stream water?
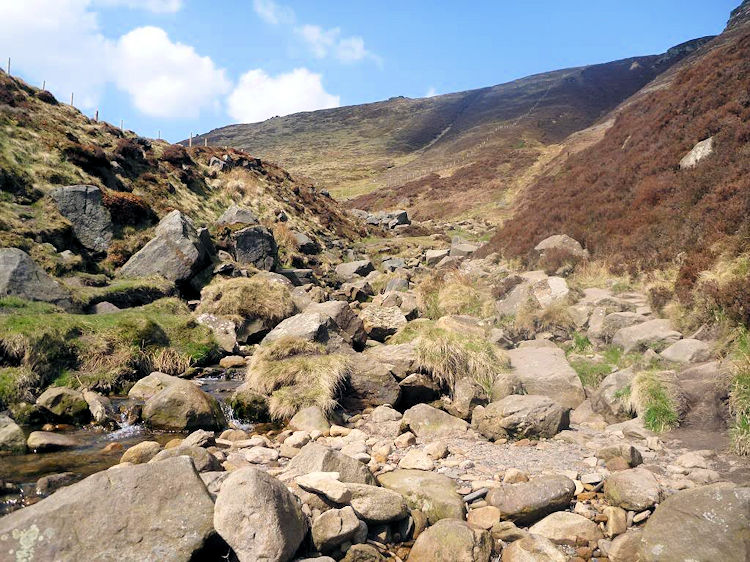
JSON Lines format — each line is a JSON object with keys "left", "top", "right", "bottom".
{"left": 0, "top": 376, "right": 245, "bottom": 515}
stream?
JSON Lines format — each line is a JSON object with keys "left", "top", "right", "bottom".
{"left": 0, "top": 375, "right": 246, "bottom": 515}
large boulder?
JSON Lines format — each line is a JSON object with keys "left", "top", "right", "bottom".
{"left": 507, "top": 345, "right": 585, "bottom": 409}
{"left": 232, "top": 225, "right": 278, "bottom": 271}
{"left": 477, "top": 395, "right": 569, "bottom": 441}
{"left": 659, "top": 338, "right": 711, "bottom": 363}
{"left": 590, "top": 368, "right": 636, "bottom": 423}
{"left": 534, "top": 234, "right": 588, "bottom": 260}
{"left": 142, "top": 380, "right": 226, "bottom": 431}
{"left": 216, "top": 204, "right": 258, "bottom": 225}
{"left": 641, "top": 483, "right": 749, "bottom": 562}
{"left": 0, "top": 248, "right": 72, "bottom": 308}
{"left": 195, "top": 313, "right": 237, "bottom": 353}
{"left": 344, "top": 483, "right": 409, "bottom": 523}
{"left": 612, "top": 319, "right": 682, "bottom": 352}
{"left": 679, "top": 137, "right": 713, "bottom": 170}
{"left": 120, "top": 210, "right": 212, "bottom": 283}
{"left": 128, "top": 371, "right": 182, "bottom": 400}
{"left": 312, "top": 506, "right": 362, "bottom": 553}
{"left": 26, "top": 431, "right": 80, "bottom": 451}
{"left": 283, "top": 443, "right": 376, "bottom": 485}
{"left": 214, "top": 467, "right": 307, "bottom": 562}
{"left": 50, "top": 184, "right": 112, "bottom": 253}
{"left": 364, "top": 342, "right": 417, "bottom": 379}
{"left": 604, "top": 467, "right": 661, "bottom": 511}
{"left": 307, "top": 300, "right": 367, "bottom": 349}
{"left": 0, "top": 457, "right": 215, "bottom": 560}
{"left": 377, "top": 469, "right": 465, "bottom": 523}
{"left": 336, "top": 260, "right": 374, "bottom": 281}
{"left": 289, "top": 406, "right": 330, "bottom": 433}
{"left": 359, "top": 305, "right": 407, "bottom": 342}
{"left": 531, "top": 276, "right": 570, "bottom": 307}
{"left": 149, "top": 445, "right": 221, "bottom": 472}
{"left": 528, "top": 511, "right": 603, "bottom": 546}
{"left": 262, "top": 311, "right": 331, "bottom": 344}
{"left": 486, "top": 474, "right": 576, "bottom": 524}
{"left": 408, "top": 519, "right": 491, "bottom": 562}
{"left": 0, "top": 414, "right": 26, "bottom": 454}
{"left": 342, "top": 357, "right": 401, "bottom": 410}
{"left": 402, "top": 403, "right": 469, "bottom": 438}
{"left": 36, "top": 387, "right": 91, "bottom": 424}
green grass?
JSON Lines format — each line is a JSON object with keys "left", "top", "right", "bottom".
{"left": 69, "top": 277, "right": 175, "bottom": 310}
{"left": 570, "top": 359, "right": 614, "bottom": 388}
{"left": 629, "top": 370, "right": 682, "bottom": 433}
{"left": 729, "top": 329, "right": 750, "bottom": 455}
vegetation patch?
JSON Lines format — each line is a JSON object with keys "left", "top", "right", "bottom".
{"left": 416, "top": 272, "right": 494, "bottom": 320}
{"left": 729, "top": 329, "right": 750, "bottom": 455}
{"left": 196, "top": 277, "right": 295, "bottom": 328}
{"left": 627, "top": 370, "right": 685, "bottom": 433}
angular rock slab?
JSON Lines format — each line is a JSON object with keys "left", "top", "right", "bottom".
{"left": 477, "top": 394, "right": 569, "bottom": 441}
{"left": 377, "top": 469, "right": 465, "bottom": 524}
{"left": 507, "top": 345, "right": 585, "bottom": 409}
{"left": 50, "top": 184, "right": 112, "bottom": 253}
{"left": 0, "top": 457, "right": 214, "bottom": 561}
{"left": 401, "top": 403, "right": 469, "bottom": 438}
{"left": 486, "top": 474, "right": 575, "bottom": 525}
{"left": 0, "top": 248, "right": 72, "bottom": 309}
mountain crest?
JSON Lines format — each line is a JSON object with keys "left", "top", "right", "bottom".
{"left": 727, "top": 0, "right": 750, "bottom": 30}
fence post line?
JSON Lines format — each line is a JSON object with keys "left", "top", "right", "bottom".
{"left": 189, "top": 133, "right": 193, "bottom": 148}
{"left": 94, "top": 110, "right": 98, "bottom": 122}
{"left": 42, "top": 80, "right": 45, "bottom": 90}
{"left": 70, "top": 92, "right": 74, "bottom": 106}
{"left": 120, "top": 119, "right": 123, "bottom": 131}
{"left": 6, "top": 57, "right": 9, "bottom": 74}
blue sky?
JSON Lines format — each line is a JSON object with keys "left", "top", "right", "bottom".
{"left": 0, "top": 0, "right": 738, "bottom": 142}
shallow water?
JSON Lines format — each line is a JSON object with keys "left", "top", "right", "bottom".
{"left": 1, "top": 375, "right": 244, "bottom": 515}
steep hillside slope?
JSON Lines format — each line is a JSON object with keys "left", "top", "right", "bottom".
{"left": 481, "top": 11, "right": 750, "bottom": 278}
{"left": 192, "top": 39, "right": 711, "bottom": 220}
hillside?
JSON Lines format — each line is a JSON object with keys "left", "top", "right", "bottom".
{"left": 192, "top": 38, "right": 711, "bottom": 221}
{"left": 481, "top": 6, "right": 750, "bottom": 283}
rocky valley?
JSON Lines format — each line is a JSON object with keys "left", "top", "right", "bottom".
{"left": 1, "top": 2, "right": 749, "bottom": 562}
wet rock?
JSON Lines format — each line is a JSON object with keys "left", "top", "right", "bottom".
{"left": 262, "top": 311, "right": 331, "bottom": 344}
{"left": 507, "top": 345, "right": 585, "bottom": 409}
{"left": 604, "top": 467, "right": 661, "bottom": 511}
{"left": 50, "top": 184, "right": 112, "bottom": 253}
{"left": 35, "top": 472, "right": 77, "bottom": 496}
{"left": 142, "top": 379, "right": 226, "bottom": 431}
{"left": 401, "top": 403, "right": 469, "bottom": 438}
{"left": 0, "top": 414, "right": 26, "bottom": 454}
{"left": 486, "top": 474, "right": 575, "bottom": 524}
{"left": 344, "top": 357, "right": 401, "bottom": 410}
{"left": 120, "top": 440, "right": 162, "bottom": 464}
{"left": 214, "top": 467, "right": 307, "bottom": 562}
{"left": 477, "top": 394, "right": 569, "bottom": 441}
{"left": 377, "top": 469, "right": 465, "bottom": 523}
{"left": 528, "top": 511, "right": 603, "bottom": 545}
{"left": 83, "top": 390, "right": 118, "bottom": 427}
{"left": 26, "top": 431, "right": 80, "bottom": 452}
{"left": 312, "top": 505, "right": 362, "bottom": 552}
{"left": 128, "top": 371, "right": 182, "bottom": 400}
{"left": 0, "top": 457, "right": 215, "bottom": 560}
{"left": 232, "top": 225, "right": 278, "bottom": 271}
{"left": 359, "top": 305, "right": 407, "bottom": 342}
{"left": 0, "top": 248, "right": 72, "bottom": 309}
{"left": 408, "top": 518, "right": 491, "bottom": 562}
{"left": 150, "top": 445, "right": 221, "bottom": 472}
{"left": 36, "top": 387, "right": 91, "bottom": 424}
{"left": 229, "top": 383, "right": 271, "bottom": 422}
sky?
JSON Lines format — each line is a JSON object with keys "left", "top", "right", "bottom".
{"left": 0, "top": 0, "right": 739, "bottom": 142}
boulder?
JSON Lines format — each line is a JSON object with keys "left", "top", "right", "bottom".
{"left": 82, "top": 390, "right": 118, "bottom": 426}
{"left": 120, "top": 210, "right": 212, "bottom": 283}
{"left": 486, "top": 474, "right": 576, "bottom": 524}
{"left": 528, "top": 511, "right": 603, "bottom": 545}
{"left": 232, "top": 225, "right": 278, "bottom": 271}
{"left": 425, "top": 249, "right": 450, "bottom": 266}
{"left": 283, "top": 443, "right": 376, "bottom": 485}
{"left": 408, "top": 519, "right": 491, "bottom": 562}
{"left": 594, "top": 312, "right": 647, "bottom": 341}
{"left": 507, "top": 345, "right": 585, "bottom": 409}
{"left": 336, "top": 260, "right": 374, "bottom": 281}
{"left": 612, "top": 319, "right": 682, "bottom": 352}
{"left": 0, "top": 414, "right": 26, "bottom": 454}
{"left": 477, "top": 395, "right": 569, "bottom": 441}
{"left": 679, "top": 137, "right": 713, "bottom": 169}
{"left": 659, "top": 338, "right": 711, "bottom": 363}
{"left": 534, "top": 234, "right": 588, "bottom": 259}
{"left": 359, "top": 305, "right": 407, "bottom": 342}
{"left": 641, "top": 483, "right": 749, "bottom": 562}
{"left": 142, "top": 380, "right": 226, "bottom": 431}
{"left": 128, "top": 371, "right": 182, "bottom": 400}
{"left": 532, "top": 276, "right": 570, "bottom": 307}
{"left": 0, "top": 248, "right": 72, "bottom": 308}
{"left": 214, "top": 467, "right": 307, "bottom": 562}
{"left": 609, "top": 529, "right": 643, "bottom": 562}
{"left": 120, "top": 440, "right": 162, "bottom": 464}
{"left": 377, "top": 469, "right": 465, "bottom": 523}
{"left": 26, "top": 431, "right": 80, "bottom": 451}
{"left": 289, "top": 405, "right": 330, "bottom": 433}
{"left": 604, "top": 467, "right": 661, "bottom": 511}
{"left": 262, "top": 311, "right": 331, "bottom": 344}
{"left": 364, "top": 343, "right": 417, "bottom": 379}
{"left": 344, "top": 483, "right": 409, "bottom": 523}
{"left": 343, "top": 357, "right": 401, "bottom": 410}
{"left": 401, "top": 403, "right": 469, "bottom": 438}
{"left": 0, "top": 457, "right": 215, "bottom": 560}
{"left": 501, "top": 535, "right": 566, "bottom": 562}
{"left": 50, "top": 185, "right": 112, "bottom": 253}
{"left": 398, "top": 373, "right": 440, "bottom": 408}
{"left": 307, "top": 300, "right": 367, "bottom": 349}
{"left": 295, "top": 472, "right": 352, "bottom": 503}
{"left": 495, "top": 282, "right": 533, "bottom": 317}
{"left": 195, "top": 313, "right": 237, "bottom": 353}
{"left": 341, "top": 544, "right": 382, "bottom": 562}
{"left": 149, "top": 444, "right": 221, "bottom": 472}
{"left": 35, "top": 472, "right": 77, "bottom": 496}
{"left": 450, "top": 242, "right": 480, "bottom": 258}
{"left": 590, "top": 368, "right": 636, "bottom": 423}
{"left": 312, "top": 506, "right": 362, "bottom": 552}
{"left": 35, "top": 387, "right": 91, "bottom": 424}
{"left": 229, "top": 383, "right": 271, "bottom": 422}
{"left": 216, "top": 204, "right": 258, "bottom": 225}
{"left": 293, "top": 231, "right": 320, "bottom": 255}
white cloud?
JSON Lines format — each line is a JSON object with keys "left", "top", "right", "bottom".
{"left": 227, "top": 68, "right": 340, "bottom": 123}
{"left": 113, "top": 27, "right": 231, "bottom": 118}
{"left": 252, "top": 0, "right": 293, "bottom": 25}
{"left": 94, "top": 0, "right": 183, "bottom": 13}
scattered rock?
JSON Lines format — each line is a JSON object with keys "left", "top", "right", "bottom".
{"left": 0, "top": 248, "right": 72, "bottom": 308}
{"left": 120, "top": 440, "right": 162, "bottom": 464}
{"left": 659, "top": 338, "right": 711, "bottom": 363}
{"left": 336, "top": 260, "right": 375, "bottom": 281}
{"left": 27, "top": 431, "right": 79, "bottom": 451}
{"left": 312, "top": 505, "right": 362, "bottom": 552}
{"left": 528, "top": 511, "right": 603, "bottom": 545}
{"left": 289, "top": 406, "right": 331, "bottom": 433}
{"left": 232, "top": 225, "right": 278, "bottom": 271}
{"left": 612, "top": 319, "right": 681, "bottom": 353}
{"left": 401, "top": 403, "right": 469, "bottom": 438}
{"left": 283, "top": 443, "right": 376, "bottom": 485}
{"left": 359, "top": 305, "right": 407, "bottom": 342}
{"left": 507, "top": 345, "right": 585, "bottom": 409}
{"left": 345, "top": 483, "right": 409, "bottom": 523}
{"left": 216, "top": 204, "right": 258, "bottom": 225}
{"left": 501, "top": 535, "right": 566, "bottom": 562}
{"left": 377, "top": 469, "right": 465, "bottom": 524}
{"left": 408, "top": 518, "right": 491, "bottom": 562}
{"left": 0, "top": 414, "right": 27, "bottom": 454}
{"left": 604, "top": 468, "right": 661, "bottom": 511}
{"left": 150, "top": 445, "right": 221, "bottom": 472}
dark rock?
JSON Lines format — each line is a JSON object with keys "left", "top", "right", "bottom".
{"left": 0, "top": 248, "right": 72, "bottom": 309}
{"left": 50, "top": 185, "right": 112, "bottom": 253}
{"left": 232, "top": 225, "right": 278, "bottom": 271}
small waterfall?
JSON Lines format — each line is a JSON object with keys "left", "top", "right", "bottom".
{"left": 106, "top": 412, "right": 145, "bottom": 441}
{"left": 219, "top": 399, "right": 254, "bottom": 432}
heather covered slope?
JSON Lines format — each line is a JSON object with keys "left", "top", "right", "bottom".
{"left": 192, "top": 39, "right": 710, "bottom": 221}
{"left": 481, "top": 15, "right": 750, "bottom": 276}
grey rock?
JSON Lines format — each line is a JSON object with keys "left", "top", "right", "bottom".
{"left": 233, "top": 225, "right": 278, "bottom": 271}
{"left": 128, "top": 371, "right": 182, "bottom": 400}
{"left": 289, "top": 406, "right": 330, "bottom": 433}
{"left": 142, "top": 379, "right": 226, "bottom": 431}
{"left": 336, "top": 259, "right": 375, "bottom": 280}
{"left": 36, "top": 387, "right": 91, "bottom": 424}
{"left": 0, "top": 414, "right": 26, "bottom": 454}
{"left": 679, "top": 137, "right": 713, "bottom": 170}
{"left": 659, "top": 338, "right": 711, "bottom": 363}
{"left": 82, "top": 390, "right": 118, "bottom": 426}
{"left": 150, "top": 445, "right": 221, "bottom": 472}
{"left": 216, "top": 204, "right": 258, "bottom": 225}
{"left": 344, "top": 483, "right": 409, "bottom": 523}
{"left": 283, "top": 443, "right": 376, "bottom": 485}
{"left": 307, "top": 300, "right": 366, "bottom": 349}
{"left": 35, "top": 472, "right": 77, "bottom": 496}
{"left": 408, "top": 518, "right": 491, "bottom": 562}
{"left": 312, "top": 506, "right": 361, "bottom": 552}
{"left": 0, "top": 248, "right": 72, "bottom": 309}
{"left": 612, "top": 319, "right": 682, "bottom": 353}
{"left": 604, "top": 468, "right": 661, "bottom": 511}
{"left": 485, "top": 474, "right": 576, "bottom": 524}
{"left": 425, "top": 249, "right": 450, "bottom": 266}
{"left": 50, "top": 185, "right": 112, "bottom": 253}
{"left": 477, "top": 394, "right": 569, "bottom": 441}
{"left": 293, "top": 231, "right": 320, "bottom": 254}
{"left": 262, "top": 311, "right": 331, "bottom": 344}
{"left": 195, "top": 313, "right": 237, "bottom": 353}
{"left": 377, "top": 470, "right": 465, "bottom": 524}
{"left": 120, "top": 440, "right": 162, "bottom": 464}
{"left": 507, "top": 345, "right": 585, "bottom": 409}
{"left": 534, "top": 234, "right": 588, "bottom": 259}
{"left": 501, "top": 535, "right": 566, "bottom": 561}
{"left": 343, "top": 356, "right": 401, "bottom": 410}
{"left": 359, "top": 305, "right": 407, "bottom": 342}
{"left": 402, "top": 403, "right": 469, "bottom": 438}
{"left": 590, "top": 368, "right": 636, "bottom": 423}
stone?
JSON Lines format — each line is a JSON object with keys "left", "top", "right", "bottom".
{"left": 219, "top": 355, "right": 245, "bottom": 369}
{"left": 82, "top": 390, "right": 117, "bottom": 426}
{"left": 93, "top": 301, "right": 120, "bottom": 314}
{"left": 467, "top": 506, "right": 502, "bottom": 530}
{"left": 425, "top": 249, "right": 450, "bottom": 266}
{"left": 534, "top": 234, "right": 588, "bottom": 260}
{"left": 336, "top": 260, "right": 375, "bottom": 280}
{"left": 477, "top": 395, "right": 569, "bottom": 441}
{"left": 120, "top": 440, "right": 162, "bottom": 464}
{"left": 377, "top": 470, "right": 465, "bottom": 523}
{"left": 289, "top": 405, "right": 330, "bottom": 433}
{"left": 604, "top": 468, "right": 661, "bottom": 511}
{"left": 394, "top": 431, "right": 416, "bottom": 448}
{"left": 35, "top": 472, "right": 77, "bottom": 496}
{"left": 679, "top": 137, "right": 713, "bottom": 169}
{"left": 142, "top": 379, "right": 226, "bottom": 431}
{"left": 501, "top": 535, "right": 566, "bottom": 562}
{"left": 398, "top": 449, "right": 434, "bottom": 470}
{"left": 214, "top": 467, "right": 307, "bottom": 562}
{"left": 341, "top": 544, "right": 383, "bottom": 562}
{"left": 424, "top": 440, "right": 449, "bottom": 460}
{"left": 244, "top": 446, "right": 280, "bottom": 464}
{"left": 401, "top": 403, "right": 469, "bottom": 438}
{"left": 659, "top": 338, "right": 711, "bottom": 363}
{"left": 307, "top": 300, "right": 367, "bottom": 349}
{"left": 370, "top": 404, "right": 402, "bottom": 422}
{"left": 597, "top": 444, "right": 643, "bottom": 467}
{"left": 604, "top": 506, "right": 627, "bottom": 538}
{"left": 229, "top": 383, "right": 270, "bottom": 422}
{"left": 507, "top": 345, "right": 585, "bottom": 409}
{"left": 262, "top": 311, "right": 331, "bottom": 344}
{"left": 528, "top": 511, "right": 603, "bottom": 545}
{"left": 283, "top": 443, "right": 376, "bottom": 485}
{"left": 343, "top": 356, "right": 401, "bottom": 410}
{"left": 216, "top": 204, "right": 258, "bottom": 225}
{"left": 149, "top": 445, "right": 221, "bottom": 472}
{"left": 450, "top": 242, "right": 480, "bottom": 258}
{"left": 0, "top": 248, "right": 72, "bottom": 308}
{"left": 312, "top": 506, "right": 362, "bottom": 552}
{"left": 293, "top": 231, "right": 319, "bottom": 255}
{"left": 590, "top": 368, "right": 636, "bottom": 423}
{"left": 36, "top": 387, "right": 91, "bottom": 424}
{"left": 0, "top": 414, "right": 26, "bottom": 454}
{"left": 608, "top": 529, "right": 643, "bottom": 562}
{"left": 612, "top": 319, "right": 682, "bottom": 353}
{"left": 398, "top": 373, "right": 440, "bottom": 408}
{"left": 641, "top": 483, "right": 749, "bottom": 562}
{"left": 128, "top": 371, "right": 182, "bottom": 400}
{"left": 594, "top": 312, "right": 647, "bottom": 341}
{"left": 295, "top": 472, "right": 352, "bottom": 503}
{"left": 26, "top": 431, "right": 79, "bottom": 451}
{"left": 503, "top": 468, "right": 530, "bottom": 484}
{"left": 532, "top": 276, "right": 570, "bottom": 308}
{"left": 0, "top": 457, "right": 214, "bottom": 560}
{"left": 50, "top": 184, "right": 112, "bottom": 253}
{"left": 120, "top": 210, "right": 212, "bottom": 283}
{"left": 408, "top": 519, "right": 491, "bottom": 562}
{"left": 364, "top": 343, "right": 417, "bottom": 379}
{"left": 486, "top": 474, "right": 576, "bottom": 524}
{"left": 344, "top": 483, "right": 409, "bottom": 523}
{"left": 359, "top": 305, "right": 407, "bottom": 342}
{"left": 195, "top": 313, "right": 238, "bottom": 353}
{"left": 232, "top": 225, "right": 278, "bottom": 271}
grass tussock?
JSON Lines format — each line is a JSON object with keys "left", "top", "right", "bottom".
{"left": 513, "top": 299, "right": 575, "bottom": 337}
{"left": 627, "top": 369, "right": 685, "bottom": 433}
{"left": 245, "top": 337, "right": 351, "bottom": 420}
{"left": 196, "top": 277, "right": 295, "bottom": 327}
{"left": 417, "top": 272, "right": 494, "bottom": 320}
{"left": 729, "top": 329, "right": 750, "bottom": 455}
